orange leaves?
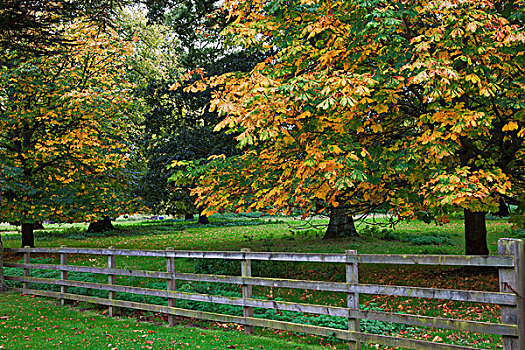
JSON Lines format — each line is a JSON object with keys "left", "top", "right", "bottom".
{"left": 421, "top": 168, "right": 512, "bottom": 212}
{"left": 502, "top": 121, "right": 518, "bottom": 132}
{"left": 0, "top": 20, "right": 140, "bottom": 224}
{"left": 182, "top": 0, "right": 525, "bottom": 223}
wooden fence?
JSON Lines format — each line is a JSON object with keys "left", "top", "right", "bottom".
{"left": 3, "top": 238, "right": 524, "bottom": 350}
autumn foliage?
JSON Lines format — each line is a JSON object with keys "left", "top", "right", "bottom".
{"left": 174, "top": 0, "right": 525, "bottom": 252}
{"left": 0, "top": 21, "right": 141, "bottom": 239}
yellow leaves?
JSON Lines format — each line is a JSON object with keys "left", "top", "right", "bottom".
{"left": 450, "top": 27, "right": 465, "bottom": 39}
{"left": 169, "top": 81, "right": 181, "bottom": 91}
{"left": 464, "top": 74, "right": 480, "bottom": 84}
{"left": 465, "top": 22, "right": 478, "bottom": 33}
{"left": 371, "top": 124, "right": 383, "bottom": 133}
{"left": 328, "top": 144, "right": 342, "bottom": 154}
{"left": 503, "top": 121, "right": 518, "bottom": 131}
{"left": 375, "top": 104, "right": 388, "bottom": 114}
{"left": 315, "top": 182, "right": 332, "bottom": 200}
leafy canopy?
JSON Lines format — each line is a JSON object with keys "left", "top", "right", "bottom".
{"left": 0, "top": 20, "right": 141, "bottom": 224}
{"left": 182, "top": 0, "right": 525, "bottom": 225}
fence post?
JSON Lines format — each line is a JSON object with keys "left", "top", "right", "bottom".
{"left": 60, "top": 245, "right": 68, "bottom": 306}
{"left": 346, "top": 250, "right": 360, "bottom": 349}
{"left": 107, "top": 246, "right": 116, "bottom": 317}
{"left": 166, "top": 247, "right": 176, "bottom": 327}
{"left": 498, "top": 238, "right": 525, "bottom": 350}
{"left": 23, "top": 246, "right": 30, "bottom": 291}
{"left": 241, "top": 248, "right": 254, "bottom": 335}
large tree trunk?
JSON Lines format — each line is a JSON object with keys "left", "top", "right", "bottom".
{"left": 198, "top": 213, "right": 209, "bottom": 225}
{"left": 21, "top": 223, "right": 35, "bottom": 248}
{"left": 464, "top": 209, "right": 489, "bottom": 255}
{"left": 323, "top": 208, "right": 358, "bottom": 239}
{"left": 0, "top": 234, "right": 8, "bottom": 292}
{"left": 185, "top": 213, "right": 194, "bottom": 221}
{"left": 87, "top": 216, "right": 115, "bottom": 233}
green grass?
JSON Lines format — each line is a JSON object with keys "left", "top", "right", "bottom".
{"left": 1, "top": 215, "right": 517, "bottom": 349}
{"left": 0, "top": 292, "right": 321, "bottom": 350}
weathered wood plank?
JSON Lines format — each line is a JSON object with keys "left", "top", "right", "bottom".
{"left": 358, "top": 254, "right": 514, "bottom": 267}
{"left": 8, "top": 276, "right": 518, "bottom": 337}
{"left": 346, "top": 250, "right": 359, "bottom": 350}
{"left": 241, "top": 248, "right": 254, "bottom": 335}
{"left": 4, "top": 262, "right": 516, "bottom": 305}
{"left": 4, "top": 262, "right": 170, "bottom": 279}
{"left": 60, "top": 246, "right": 67, "bottom": 306}
{"left": 5, "top": 248, "right": 514, "bottom": 267}
{"left": 166, "top": 247, "right": 176, "bottom": 327}
{"left": 23, "top": 248, "right": 30, "bottom": 290}
{"left": 107, "top": 247, "right": 116, "bottom": 317}
{"left": 498, "top": 238, "right": 525, "bottom": 350}
{"left": 12, "top": 288, "right": 482, "bottom": 350}
{"left": 354, "top": 283, "right": 516, "bottom": 306}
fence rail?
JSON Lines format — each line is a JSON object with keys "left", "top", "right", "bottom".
{"left": 5, "top": 247, "right": 516, "bottom": 266}
{"left": 4, "top": 238, "right": 524, "bottom": 350}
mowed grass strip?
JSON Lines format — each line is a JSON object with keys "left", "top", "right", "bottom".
{"left": 0, "top": 292, "right": 321, "bottom": 350}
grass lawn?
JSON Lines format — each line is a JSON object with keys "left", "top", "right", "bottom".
{"left": 0, "top": 292, "right": 321, "bottom": 350}
{"left": 1, "top": 215, "right": 520, "bottom": 349}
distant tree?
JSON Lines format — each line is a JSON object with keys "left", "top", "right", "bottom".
{"left": 138, "top": 0, "right": 266, "bottom": 222}
{"left": 0, "top": 0, "right": 131, "bottom": 54}
{"left": 0, "top": 21, "right": 139, "bottom": 247}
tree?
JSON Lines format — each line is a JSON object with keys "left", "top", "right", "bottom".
{"left": 184, "top": 0, "right": 525, "bottom": 254}
{"left": 0, "top": 20, "right": 138, "bottom": 247}
{"left": 138, "top": 0, "right": 266, "bottom": 222}
{"left": 0, "top": 175, "right": 7, "bottom": 292}
{"left": 0, "top": 0, "right": 131, "bottom": 54}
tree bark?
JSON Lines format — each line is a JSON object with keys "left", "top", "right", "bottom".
{"left": 464, "top": 209, "right": 489, "bottom": 255}
{"left": 494, "top": 198, "right": 510, "bottom": 217}
{"left": 0, "top": 234, "right": 8, "bottom": 292}
{"left": 87, "top": 216, "right": 115, "bottom": 233}
{"left": 185, "top": 213, "right": 194, "bottom": 221}
{"left": 21, "top": 223, "right": 35, "bottom": 248}
{"left": 323, "top": 207, "right": 358, "bottom": 239}
{"left": 198, "top": 213, "right": 209, "bottom": 225}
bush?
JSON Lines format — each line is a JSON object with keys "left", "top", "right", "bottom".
{"left": 410, "top": 233, "right": 453, "bottom": 246}
{"left": 360, "top": 226, "right": 400, "bottom": 241}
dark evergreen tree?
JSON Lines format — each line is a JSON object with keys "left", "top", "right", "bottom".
{"left": 138, "top": 0, "right": 267, "bottom": 220}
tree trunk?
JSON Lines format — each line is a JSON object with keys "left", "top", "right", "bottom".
{"left": 464, "top": 209, "right": 489, "bottom": 255}
{"left": 33, "top": 222, "right": 45, "bottom": 230}
{"left": 494, "top": 198, "right": 510, "bottom": 217}
{"left": 0, "top": 234, "right": 8, "bottom": 292}
{"left": 198, "top": 213, "right": 209, "bottom": 225}
{"left": 87, "top": 216, "right": 115, "bottom": 233}
{"left": 21, "top": 223, "right": 35, "bottom": 248}
{"left": 185, "top": 213, "right": 194, "bottom": 221}
{"left": 323, "top": 208, "right": 358, "bottom": 239}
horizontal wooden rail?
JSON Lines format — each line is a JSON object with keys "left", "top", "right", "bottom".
{"left": 5, "top": 247, "right": 515, "bottom": 267}
{"left": 13, "top": 288, "right": 482, "bottom": 350}
{"left": 5, "top": 262, "right": 516, "bottom": 305}
{"left": 7, "top": 275, "right": 518, "bottom": 337}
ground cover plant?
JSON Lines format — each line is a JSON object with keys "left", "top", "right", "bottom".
{"left": 1, "top": 216, "right": 516, "bottom": 349}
